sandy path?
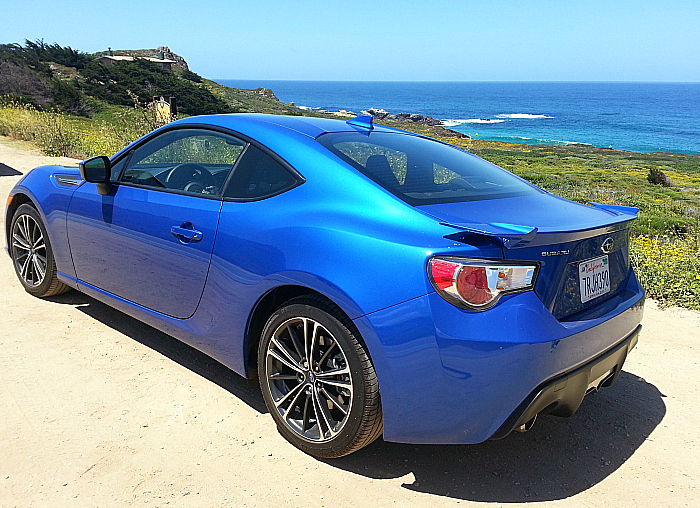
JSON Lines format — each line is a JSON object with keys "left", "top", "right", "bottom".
{"left": 1, "top": 137, "right": 698, "bottom": 508}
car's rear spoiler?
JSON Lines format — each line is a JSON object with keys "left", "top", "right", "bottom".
{"left": 442, "top": 202, "right": 639, "bottom": 250}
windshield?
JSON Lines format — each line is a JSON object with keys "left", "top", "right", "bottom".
{"left": 317, "top": 131, "right": 541, "bottom": 205}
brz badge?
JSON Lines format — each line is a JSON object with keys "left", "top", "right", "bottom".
{"left": 541, "top": 250, "right": 570, "bottom": 257}
{"left": 601, "top": 237, "right": 614, "bottom": 254}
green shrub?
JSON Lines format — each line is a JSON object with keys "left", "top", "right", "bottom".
{"left": 631, "top": 230, "right": 700, "bottom": 309}
{"left": 648, "top": 167, "right": 672, "bottom": 186}
{"left": 80, "top": 59, "right": 231, "bottom": 115}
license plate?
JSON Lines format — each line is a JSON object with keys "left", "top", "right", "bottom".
{"left": 579, "top": 255, "right": 610, "bottom": 303}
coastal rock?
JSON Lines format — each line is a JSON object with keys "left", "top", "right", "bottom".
{"left": 359, "top": 107, "right": 468, "bottom": 138}
{"left": 315, "top": 109, "right": 356, "bottom": 118}
{"left": 252, "top": 87, "right": 280, "bottom": 101}
{"left": 156, "top": 47, "right": 189, "bottom": 71}
{"left": 93, "top": 47, "right": 189, "bottom": 71}
{"left": 362, "top": 108, "right": 443, "bottom": 126}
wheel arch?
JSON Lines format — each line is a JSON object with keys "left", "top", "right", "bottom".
{"left": 5, "top": 191, "right": 37, "bottom": 252}
{"left": 245, "top": 285, "right": 375, "bottom": 380}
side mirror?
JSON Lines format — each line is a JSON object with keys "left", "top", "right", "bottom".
{"left": 80, "top": 156, "right": 112, "bottom": 195}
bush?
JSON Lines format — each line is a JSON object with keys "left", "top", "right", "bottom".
{"left": 0, "top": 101, "right": 156, "bottom": 158}
{"left": 50, "top": 78, "right": 91, "bottom": 116}
{"left": 0, "top": 60, "right": 53, "bottom": 107}
{"left": 80, "top": 59, "right": 231, "bottom": 115}
{"left": 0, "top": 102, "right": 81, "bottom": 156}
{"left": 180, "top": 69, "right": 203, "bottom": 83}
{"left": 631, "top": 230, "right": 700, "bottom": 309}
{"left": 648, "top": 167, "right": 672, "bottom": 186}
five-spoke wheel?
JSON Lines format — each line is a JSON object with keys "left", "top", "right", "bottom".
{"left": 258, "top": 296, "right": 382, "bottom": 458}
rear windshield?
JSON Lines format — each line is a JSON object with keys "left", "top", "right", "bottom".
{"left": 317, "top": 131, "right": 541, "bottom": 205}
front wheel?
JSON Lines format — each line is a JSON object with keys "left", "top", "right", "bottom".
{"left": 258, "top": 296, "right": 383, "bottom": 458}
{"left": 10, "top": 203, "right": 70, "bottom": 297}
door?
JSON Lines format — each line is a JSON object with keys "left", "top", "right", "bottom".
{"left": 66, "top": 127, "right": 246, "bottom": 318}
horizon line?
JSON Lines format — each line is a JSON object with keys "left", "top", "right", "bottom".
{"left": 212, "top": 79, "right": 700, "bottom": 84}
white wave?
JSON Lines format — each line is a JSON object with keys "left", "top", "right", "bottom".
{"left": 526, "top": 137, "right": 591, "bottom": 146}
{"left": 488, "top": 135, "right": 592, "bottom": 146}
{"left": 495, "top": 113, "right": 553, "bottom": 119}
{"left": 297, "top": 105, "right": 321, "bottom": 110}
{"left": 441, "top": 118, "right": 506, "bottom": 127}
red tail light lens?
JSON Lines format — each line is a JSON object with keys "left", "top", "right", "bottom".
{"left": 456, "top": 265, "right": 493, "bottom": 305}
{"left": 428, "top": 257, "right": 538, "bottom": 310}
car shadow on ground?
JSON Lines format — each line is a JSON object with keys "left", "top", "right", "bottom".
{"left": 0, "top": 163, "right": 23, "bottom": 176}
{"left": 48, "top": 291, "right": 268, "bottom": 414}
{"left": 327, "top": 371, "right": 665, "bottom": 503}
{"left": 48, "top": 290, "right": 665, "bottom": 504}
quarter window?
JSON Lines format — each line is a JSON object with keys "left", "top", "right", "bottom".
{"left": 120, "top": 129, "right": 246, "bottom": 196}
{"left": 223, "top": 145, "right": 298, "bottom": 200}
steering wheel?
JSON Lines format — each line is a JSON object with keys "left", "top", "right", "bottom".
{"left": 165, "top": 163, "right": 218, "bottom": 194}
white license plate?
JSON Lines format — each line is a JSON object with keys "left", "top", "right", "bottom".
{"left": 579, "top": 255, "right": 610, "bottom": 303}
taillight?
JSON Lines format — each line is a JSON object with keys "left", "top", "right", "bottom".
{"left": 428, "top": 257, "right": 538, "bottom": 310}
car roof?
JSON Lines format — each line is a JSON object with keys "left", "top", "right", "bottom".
{"left": 173, "top": 113, "right": 408, "bottom": 140}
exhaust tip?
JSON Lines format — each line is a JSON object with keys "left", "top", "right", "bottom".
{"left": 515, "top": 415, "right": 537, "bottom": 433}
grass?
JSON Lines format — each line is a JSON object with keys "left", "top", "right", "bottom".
{"left": 0, "top": 101, "right": 155, "bottom": 158}
{"left": 1, "top": 99, "right": 698, "bottom": 309}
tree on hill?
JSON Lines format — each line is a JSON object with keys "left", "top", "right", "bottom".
{"left": 1, "top": 40, "right": 231, "bottom": 116}
{"left": 80, "top": 58, "right": 231, "bottom": 115}
{"left": 0, "top": 40, "right": 91, "bottom": 114}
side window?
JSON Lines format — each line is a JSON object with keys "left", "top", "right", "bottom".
{"left": 120, "top": 129, "right": 246, "bottom": 196}
{"left": 223, "top": 145, "right": 298, "bottom": 199}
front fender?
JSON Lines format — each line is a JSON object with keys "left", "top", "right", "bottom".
{"left": 6, "top": 166, "right": 80, "bottom": 281}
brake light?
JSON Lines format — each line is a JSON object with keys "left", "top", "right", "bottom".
{"left": 428, "top": 257, "right": 538, "bottom": 310}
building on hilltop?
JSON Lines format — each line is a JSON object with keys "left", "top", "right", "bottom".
{"left": 94, "top": 47, "right": 188, "bottom": 71}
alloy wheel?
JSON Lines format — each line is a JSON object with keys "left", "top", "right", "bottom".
{"left": 11, "top": 213, "right": 47, "bottom": 287}
{"left": 265, "top": 317, "right": 353, "bottom": 442}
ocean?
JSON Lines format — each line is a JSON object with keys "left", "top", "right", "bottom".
{"left": 215, "top": 81, "right": 700, "bottom": 155}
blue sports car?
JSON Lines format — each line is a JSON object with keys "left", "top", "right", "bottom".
{"left": 5, "top": 113, "right": 644, "bottom": 457}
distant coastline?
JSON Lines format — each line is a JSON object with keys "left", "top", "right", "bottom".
{"left": 215, "top": 80, "right": 700, "bottom": 154}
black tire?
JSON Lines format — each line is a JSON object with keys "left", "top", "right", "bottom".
{"left": 258, "top": 295, "right": 383, "bottom": 458}
{"left": 10, "top": 203, "right": 71, "bottom": 297}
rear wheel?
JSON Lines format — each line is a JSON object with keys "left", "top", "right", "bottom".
{"left": 258, "top": 296, "right": 383, "bottom": 458}
{"left": 10, "top": 203, "right": 70, "bottom": 297}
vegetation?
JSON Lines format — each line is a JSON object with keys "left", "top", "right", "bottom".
{"left": 80, "top": 59, "right": 231, "bottom": 115}
{"left": 0, "top": 39, "right": 698, "bottom": 309}
{"left": 0, "top": 100, "right": 156, "bottom": 157}
{"left": 0, "top": 40, "right": 232, "bottom": 116}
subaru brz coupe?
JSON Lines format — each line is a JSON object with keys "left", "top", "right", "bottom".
{"left": 5, "top": 113, "right": 644, "bottom": 457}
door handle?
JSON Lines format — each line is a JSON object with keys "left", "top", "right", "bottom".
{"left": 171, "top": 222, "right": 203, "bottom": 243}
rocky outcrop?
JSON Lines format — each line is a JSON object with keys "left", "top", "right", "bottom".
{"left": 93, "top": 47, "right": 189, "bottom": 71}
{"left": 361, "top": 108, "right": 443, "bottom": 126}
{"left": 156, "top": 47, "right": 188, "bottom": 71}
{"left": 251, "top": 87, "right": 280, "bottom": 101}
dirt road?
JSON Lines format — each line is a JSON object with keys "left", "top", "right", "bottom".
{"left": 1, "top": 137, "right": 698, "bottom": 508}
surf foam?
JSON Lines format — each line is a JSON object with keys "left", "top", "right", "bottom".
{"left": 495, "top": 113, "right": 553, "bottom": 119}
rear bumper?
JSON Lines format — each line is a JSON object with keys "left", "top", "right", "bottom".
{"left": 490, "top": 323, "right": 641, "bottom": 439}
{"left": 353, "top": 267, "right": 645, "bottom": 444}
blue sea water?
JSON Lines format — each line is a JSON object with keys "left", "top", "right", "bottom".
{"left": 215, "top": 80, "right": 700, "bottom": 154}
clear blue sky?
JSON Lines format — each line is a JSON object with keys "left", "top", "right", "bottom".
{"left": 3, "top": 0, "right": 699, "bottom": 81}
